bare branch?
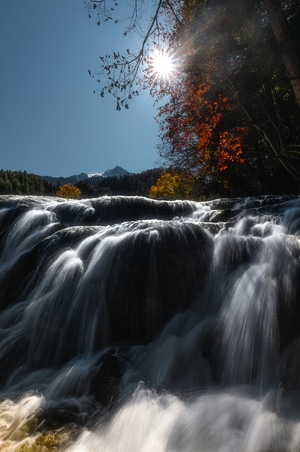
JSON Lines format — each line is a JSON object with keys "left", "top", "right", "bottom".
{"left": 84, "top": 0, "right": 182, "bottom": 108}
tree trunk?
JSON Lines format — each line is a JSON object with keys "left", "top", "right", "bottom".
{"left": 263, "top": 0, "right": 300, "bottom": 110}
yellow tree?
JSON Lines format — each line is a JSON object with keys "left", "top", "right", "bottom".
{"left": 149, "top": 171, "right": 194, "bottom": 200}
{"left": 56, "top": 184, "right": 82, "bottom": 199}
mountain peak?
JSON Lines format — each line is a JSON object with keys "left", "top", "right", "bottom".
{"left": 102, "top": 166, "right": 131, "bottom": 178}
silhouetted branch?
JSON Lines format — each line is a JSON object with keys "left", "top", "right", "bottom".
{"left": 83, "top": 0, "right": 181, "bottom": 108}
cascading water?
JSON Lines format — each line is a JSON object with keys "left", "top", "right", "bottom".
{"left": 0, "top": 194, "right": 300, "bottom": 451}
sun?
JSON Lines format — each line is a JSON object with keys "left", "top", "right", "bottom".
{"left": 151, "top": 51, "right": 176, "bottom": 79}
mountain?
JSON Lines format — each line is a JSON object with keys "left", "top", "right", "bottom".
{"left": 102, "top": 166, "right": 131, "bottom": 178}
{"left": 43, "top": 166, "right": 131, "bottom": 185}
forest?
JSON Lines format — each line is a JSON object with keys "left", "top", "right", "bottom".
{"left": 0, "top": 158, "right": 298, "bottom": 200}
{"left": 0, "top": 170, "right": 56, "bottom": 196}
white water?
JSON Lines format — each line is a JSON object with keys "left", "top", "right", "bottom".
{"left": 0, "top": 195, "right": 300, "bottom": 451}
{"left": 68, "top": 387, "right": 300, "bottom": 452}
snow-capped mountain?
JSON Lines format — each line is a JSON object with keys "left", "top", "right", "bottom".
{"left": 43, "top": 166, "right": 131, "bottom": 185}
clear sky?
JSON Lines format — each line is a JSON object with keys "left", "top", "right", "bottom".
{"left": 0, "top": 1, "right": 161, "bottom": 177}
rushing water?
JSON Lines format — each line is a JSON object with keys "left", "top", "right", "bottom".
{"left": 0, "top": 194, "right": 300, "bottom": 451}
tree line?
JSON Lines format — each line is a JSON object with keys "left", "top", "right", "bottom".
{"left": 0, "top": 168, "right": 165, "bottom": 198}
{"left": 76, "top": 168, "right": 163, "bottom": 197}
{"left": 0, "top": 164, "right": 296, "bottom": 200}
{"left": 0, "top": 170, "right": 56, "bottom": 196}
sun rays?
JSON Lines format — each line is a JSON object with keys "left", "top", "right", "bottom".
{"left": 148, "top": 50, "right": 177, "bottom": 80}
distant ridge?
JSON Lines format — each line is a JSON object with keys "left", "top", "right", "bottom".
{"left": 102, "top": 165, "right": 131, "bottom": 178}
{"left": 43, "top": 166, "right": 131, "bottom": 185}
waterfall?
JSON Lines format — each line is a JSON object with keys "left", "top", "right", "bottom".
{"left": 0, "top": 194, "right": 300, "bottom": 451}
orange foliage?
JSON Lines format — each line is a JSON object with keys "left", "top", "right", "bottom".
{"left": 56, "top": 184, "right": 82, "bottom": 199}
{"left": 158, "top": 81, "right": 247, "bottom": 174}
{"left": 217, "top": 127, "right": 247, "bottom": 171}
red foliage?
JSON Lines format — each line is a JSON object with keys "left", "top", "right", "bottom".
{"left": 158, "top": 80, "right": 247, "bottom": 173}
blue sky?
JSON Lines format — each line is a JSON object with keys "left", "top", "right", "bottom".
{"left": 0, "top": 1, "right": 161, "bottom": 176}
